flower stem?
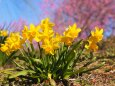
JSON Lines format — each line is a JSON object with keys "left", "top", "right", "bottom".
{"left": 38, "top": 42, "right": 42, "bottom": 58}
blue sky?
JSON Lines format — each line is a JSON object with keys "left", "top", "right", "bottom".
{"left": 0, "top": 0, "right": 51, "bottom": 24}
{"left": 0, "top": 0, "right": 63, "bottom": 32}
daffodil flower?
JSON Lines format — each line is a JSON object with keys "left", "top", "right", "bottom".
{"left": 62, "top": 23, "right": 81, "bottom": 46}
{"left": 85, "top": 27, "right": 103, "bottom": 52}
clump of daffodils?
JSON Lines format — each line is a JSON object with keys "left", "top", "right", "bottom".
{"left": 21, "top": 18, "right": 82, "bottom": 55}
{"left": 0, "top": 32, "right": 23, "bottom": 55}
{"left": 0, "top": 18, "right": 103, "bottom": 55}
{"left": 0, "top": 18, "right": 105, "bottom": 85}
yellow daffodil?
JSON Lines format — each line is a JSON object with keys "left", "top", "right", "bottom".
{"left": 39, "top": 28, "right": 54, "bottom": 40}
{"left": 0, "top": 44, "right": 10, "bottom": 55}
{"left": 29, "top": 24, "right": 39, "bottom": 42}
{"left": 62, "top": 23, "right": 81, "bottom": 46}
{"left": 42, "top": 33, "right": 61, "bottom": 55}
{"left": 7, "top": 32, "right": 22, "bottom": 50}
{"left": 65, "top": 23, "right": 81, "bottom": 38}
{"left": 62, "top": 37, "right": 73, "bottom": 46}
{"left": 85, "top": 27, "right": 103, "bottom": 52}
{"left": 51, "top": 34, "right": 61, "bottom": 49}
{"left": 39, "top": 18, "right": 55, "bottom": 40}
{"left": 22, "top": 24, "right": 41, "bottom": 42}
{"left": 89, "top": 26, "right": 103, "bottom": 43}
{"left": 40, "top": 18, "right": 55, "bottom": 29}
{"left": 0, "top": 44, "right": 9, "bottom": 52}
{"left": 0, "top": 32, "right": 23, "bottom": 55}
{"left": 22, "top": 26, "right": 29, "bottom": 41}
{"left": 85, "top": 41, "right": 98, "bottom": 52}
{"left": 53, "top": 33, "right": 62, "bottom": 43}
{"left": 0, "top": 30, "right": 8, "bottom": 36}
{"left": 42, "top": 39, "right": 55, "bottom": 55}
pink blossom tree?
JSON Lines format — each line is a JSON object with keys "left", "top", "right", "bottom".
{"left": 0, "top": 19, "right": 27, "bottom": 32}
{"left": 9, "top": 19, "right": 27, "bottom": 32}
{"left": 53, "top": 0, "right": 115, "bottom": 37}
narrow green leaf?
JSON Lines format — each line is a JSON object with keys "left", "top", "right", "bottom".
{"left": 9, "top": 70, "right": 35, "bottom": 78}
{"left": 66, "top": 40, "right": 82, "bottom": 61}
{"left": 32, "top": 58, "right": 43, "bottom": 64}
{"left": 83, "top": 57, "right": 97, "bottom": 67}
{"left": 36, "top": 67, "right": 43, "bottom": 73}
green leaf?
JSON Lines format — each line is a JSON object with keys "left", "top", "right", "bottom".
{"left": 39, "top": 73, "right": 47, "bottom": 79}
{"left": 75, "top": 62, "right": 105, "bottom": 75}
{"left": 63, "top": 69, "right": 74, "bottom": 79}
{"left": 66, "top": 40, "right": 82, "bottom": 61}
{"left": 12, "top": 60, "right": 25, "bottom": 69}
{"left": 0, "top": 51, "right": 6, "bottom": 66}
{"left": 83, "top": 57, "right": 97, "bottom": 67}
{"left": 0, "top": 68, "right": 15, "bottom": 75}
{"left": 61, "top": 51, "right": 75, "bottom": 79}
{"left": 75, "top": 67, "right": 86, "bottom": 74}
{"left": 9, "top": 70, "right": 35, "bottom": 78}
{"left": 30, "top": 43, "right": 35, "bottom": 52}
{"left": 36, "top": 67, "right": 43, "bottom": 73}
{"left": 81, "top": 62, "right": 105, "bottom": 74}
{"left": 52, "top": 47, "right": 67, "bottom": 71}
{"left": 32, "top": 58, "right": 43, "bottom": 64}
{"left": 72, "top": 49, "right": 83, "bottom": 68}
